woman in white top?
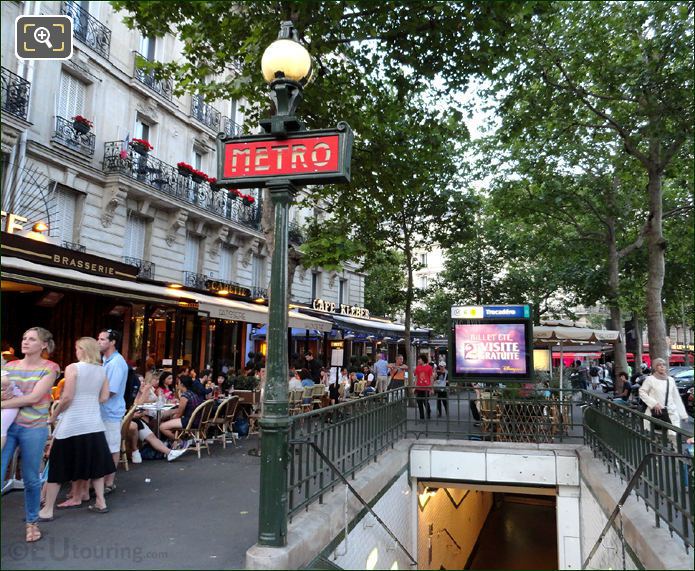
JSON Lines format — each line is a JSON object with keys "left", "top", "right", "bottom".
{"left": 639, "top": 358, "right": 688, "bottom": 429}
{"left": 39, "top": 337, "right": 116, "bottom": 519}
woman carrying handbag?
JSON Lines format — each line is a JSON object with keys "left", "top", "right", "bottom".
{"left": 639, "top": 358, "right": 688, "bottom": 433}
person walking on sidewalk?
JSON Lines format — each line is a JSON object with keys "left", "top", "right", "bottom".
{"left": 1, "top": 327, "right": 58, "bottom": 543}
{"left": 97, "top": 329, "right": 128, "bottom": 495}
{"left": 414, "top": 355, "right": 434, "bottom": 420}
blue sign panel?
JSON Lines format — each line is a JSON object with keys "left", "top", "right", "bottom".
{"left": 483, "top": 305, "right": 530, "bottom": 319}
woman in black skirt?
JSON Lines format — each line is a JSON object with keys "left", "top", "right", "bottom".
{"left": 38, "top": 337, "right": 115, "bottom": 519}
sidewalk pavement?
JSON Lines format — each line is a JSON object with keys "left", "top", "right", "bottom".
{"left": 1, "top": 435, "right": 262, "bottom": 570}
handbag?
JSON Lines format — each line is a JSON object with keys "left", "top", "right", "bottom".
{"left": 650, "top": 377, "right": 671, "bottom": 425}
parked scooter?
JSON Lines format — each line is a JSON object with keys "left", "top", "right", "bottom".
{"left": 600, "top": 377, "right": 614, "bottom": 393}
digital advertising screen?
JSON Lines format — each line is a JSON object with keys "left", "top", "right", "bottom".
{"left": 449, "top": 305, "right": 533, "bottom": 382}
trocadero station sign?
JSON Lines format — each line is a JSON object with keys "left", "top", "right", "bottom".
{"left": 216, "top": 122, "right": 353, "bottom": 188}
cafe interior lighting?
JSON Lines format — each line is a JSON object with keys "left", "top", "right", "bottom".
{"left": 32, "top": 221, "right": 48, "bottom": 232}
{"left": 217, "top": 289, "right": 230, "bottom": 296}
{"left": 167, "top": 283, "right": 183, "bottom": 289}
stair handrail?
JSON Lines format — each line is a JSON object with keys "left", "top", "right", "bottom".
{"left": 582, "top": 450, "right": 690, "bottom": 569}
{"left": 290, "top": 438, "right": 418, "bottom": 567}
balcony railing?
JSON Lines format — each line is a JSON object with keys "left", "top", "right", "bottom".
{"left": 52, "top": 116, "right": 96, "bottom": 156}
{"left": 123, "top": 256, "right": 156, "bottom": 280}
{"left": 222, "top": 116, "right": 242, "bottom": 137}
{"left": 250, "top": 286, "right": 268, "bottom": 300}
{"left": 1, "top": 66, "right": 31, "bottom": 120}
{"left": 133, "top": 53, "right": 173, "bottom": 101}
{"left": 191, "top": 94, "right": 221, "bottom": 131}
{"left": 183, "top": 271, "right": 209, "bottom": 290}
{"left": 61, "top": 1, "right": 111, "bottom": 59}
{"left": 102, "top": 141, "right": 260, "bottom": 231}
{"left": 62, "top": 241, "right": 86, "bottom": 253}
{"left": 288, "top": 221, "right": 304, "bottom": 245}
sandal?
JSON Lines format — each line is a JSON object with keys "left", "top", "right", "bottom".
{"left": 25, "top": 522, "right": 42, "bottom": 543}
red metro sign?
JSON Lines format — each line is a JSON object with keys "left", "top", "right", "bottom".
{"left": 216, "top": 123, "right": 353, "bottom": 188}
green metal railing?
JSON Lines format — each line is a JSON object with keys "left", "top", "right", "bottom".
{"left": 284, "top": 384, "right": 693, "bottom": 554}
{"left": 405, "top": 386, "right": 583, "bottom": 443}
{"left": 287, "top": 388, "right": 407, "bottom": 518}
{"left": 583, "top": 392, "right": 694, "bottom": 550}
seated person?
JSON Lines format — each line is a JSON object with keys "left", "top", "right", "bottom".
{"left": 288, "top": 371, "right": 303, "bottom": 392}
{"left": 300, "top": 369, "right": 315, "bottom": 388}
{"left": 613, "top": 371, "right": 632, "bottom": 404}
{"left": 360, "top": 383, "right": 376, "bottom": 397}
{"left": 159, "top": 376, "right": 205, "bottom": 441}
{"left": 128, "top": 414, "right": 188, "bottom": 462}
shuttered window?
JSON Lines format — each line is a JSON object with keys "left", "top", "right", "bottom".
{"left": 49, "top": 186, "right": 77, "bottom": 243}
{"left": 219, "top": 246, "right": 234, "bottom": 282}
{"left": 56, "top": 73, "right": 86, "bottom": 120}
{"left": 184, "top": 232, "right": 200, "bottom": 273}
{"left": 252, "top": 255, "right": 264, "bottom": 288}
{"left": 123, "top": 212, "right": 146, "bottom": 259}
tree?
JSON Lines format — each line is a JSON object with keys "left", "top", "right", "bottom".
{"left": 485, "top": 1, "right": 694, "bottom": 360}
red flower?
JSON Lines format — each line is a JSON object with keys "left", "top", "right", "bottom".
{"left": 131, "top": 138, "right": 153, "bottom": 150}
{"left": 72, "top": 115, "right": 93, "bottom": 127}
{"left": 177, "top": 161, "right": 194, "bottom": 170}
{"left": 208, "top": 177, "right": 217, "bottom": 185}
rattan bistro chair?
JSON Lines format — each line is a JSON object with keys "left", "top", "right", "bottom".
{"left": 311, "top": 384, "right": 326, "bottom": 409}
{"left": 173, "top": 399, "right": 214, "bottom": 458}
{"left": 208, "top": 396, "right": 240, "bottom": 448}
{"left": 289, "top": 389, "right": 304, "bottom": 415}
{"left": 119, "top": 405, "right": 138, "bottom": 471}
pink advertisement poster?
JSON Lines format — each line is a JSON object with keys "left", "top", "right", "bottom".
{"left": 454, "top": 323, "right": 527, "bottom": 375}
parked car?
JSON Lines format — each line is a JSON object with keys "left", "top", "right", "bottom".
{"left": 672, "top": 367, "right": 694, "bottom": 411}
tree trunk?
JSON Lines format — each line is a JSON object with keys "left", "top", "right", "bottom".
{"left": 645, "top": 169, "right": 669, "bottom": 360}
{"left": 633, "top": 314, "right": 643, "bottom": 371}
{"left": 606, "top": 215, "right": 628, "bottom": 375}
{"left": 404, "top": 245, "right": 414, "bottom": 394}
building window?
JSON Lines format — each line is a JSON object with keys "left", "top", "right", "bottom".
{"left": 420, "top": 276, "right": 428, "bottom": 289}
{"left": 311, "top": 272, "right": 321, "bottom": 299}
{"left": 135, "top": 119, "right": 150, "bottom": 142}
{"left": 194, "top": 151, "right": 202, "bottom": 171}
{"left": 252, "top": 255, "right": 265, "bottom": 289}
{"left": 219, "top": 246, "right": 235, "bottom": 282}
{"left": 420, "top": 253, "right": 428, "bottom": 267}
{"left": 184, "top": 232, "right": 201, "bottom": 274}
{"left": 339, "top": 278, "right": 348, "bottom": 305}
{"left": 56, "top": 72, "right": 86, "bottom": 121}
{"left": 123, "top": 212, "right": 146, "bottom": 259}
{"left": 140, "top": 36, "right": 156, "bottom": 61}
{"left": 48, "top": 186, "right": 77, "bottom": 243}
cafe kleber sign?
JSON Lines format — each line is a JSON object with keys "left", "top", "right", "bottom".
{"left": 312, "top": 298, "right": 370, "bottom": 319}
{"left": 216, "top": 123, "right": 353, "bottom": 188}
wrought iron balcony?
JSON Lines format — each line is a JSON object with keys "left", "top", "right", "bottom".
{"left": 191, "top": 94, "right": 221, "bottom": 131}
{"left": 102, "top": 141, "right": 260, "bottom": 231}
{"left": 288, "top": 221, "right": 305, "bottom": 245}
{"left": 62, "top": 241, "right": 86, "bottom": 253}
{"left": 250, "top": 286, "right": 268, "bottom": 300}
{"left": 52, "top": 116, "right": 96, "bottom": 156}
{"left": 133, "top": 52, "right": 173, "bottom": 101}
{"left": 1, "top": 66, "right": 31, "bottom": 120}
{"left": 123, "top": 256, "right": 156, "bottom": 280}
{"left": 183, "top": 271, "right": 209, "bottom": 290}
{"left": 222, "top": 116, "right": 242, "bottom": 137}
{"left": 61, "top": 1, "right": 111, "bottom": 59}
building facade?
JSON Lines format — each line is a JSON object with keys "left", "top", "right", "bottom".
{"left": 1, "top": 0, "right": 364, "bottom": 372}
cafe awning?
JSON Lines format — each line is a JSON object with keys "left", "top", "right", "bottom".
{"left": 1, "top": 256, "right": 332, "bottom": 331}
{"left": 332, "top": 314, "right": 431, "bottom": 340}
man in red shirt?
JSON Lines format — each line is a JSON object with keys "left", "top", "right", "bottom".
{"left": 414, "top": 355, "right": 434, "bottom": 420}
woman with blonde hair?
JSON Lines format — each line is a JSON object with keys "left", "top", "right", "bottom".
{"left": 38, "top": 337, "right": 115, "bottom": 520}
{"left": 1, "top": 327, "right": 59, "bottom": 543}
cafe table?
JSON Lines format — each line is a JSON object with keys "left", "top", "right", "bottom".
{"left": 137, "top": 403, "right": 176, "bottom": 438}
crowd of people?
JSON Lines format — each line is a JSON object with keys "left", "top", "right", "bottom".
{"left": 0, "top": 327, "right": 224, "bottom": 544}
{"left": 286, "top": 350, "right": 449, "bottom": 420}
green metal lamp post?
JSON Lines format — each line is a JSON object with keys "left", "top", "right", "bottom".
{"left": 257, "top": 21, "right": 311, "bottom": 548}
